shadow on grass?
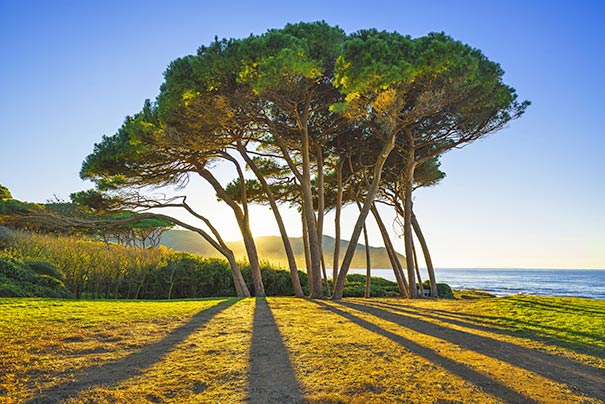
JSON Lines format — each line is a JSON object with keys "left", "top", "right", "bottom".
{"left": 372, "top": 300, "right": 605, "bottom": 359}
{"left": 338, "top": 300, "right": 605, "bottom": 401}
{"left": 25, "top": 298, "right": 240, "bottom": 404}
{"left": 311, "top": 300, "right": 536, "bottom": 403}
{"left": 247, "top": 297, "right": 305, "bottom": 404}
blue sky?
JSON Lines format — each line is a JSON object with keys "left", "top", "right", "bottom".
{"left": 1, "top": 0, "right": 603, "bottom": 268}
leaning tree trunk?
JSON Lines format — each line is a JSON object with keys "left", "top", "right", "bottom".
{"left": 129, "top": 206, "right": 250, "bottom": 297}
{"left": 333, "top": 132, "right": 396, "bottom": 299}
{"left": 238, "top": 213, "right": 265, "bottom": 297}
{"left": 356, "top": 201, "right": 372, "bottom": 298}
{"left": 412, "top": 211, "right": 438, "bottom": 297}
{"left": 371, "top": 203, "right": 409, "bottom": 298}
{"left": 363, "top": 222, "right": 371, "bottom": 298}
{"left": 225, "top": 248, "right": 249, "bottom": 297}
{"left": 180, "top": 203, "right": 250, "bottom": 298}
{"left": 199, "top": 167, "right": 265, "bottom": 297}
{"left": 237, "top": 144, "right": 304, "bottom": 297}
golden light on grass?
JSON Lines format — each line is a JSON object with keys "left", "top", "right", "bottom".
{"left": 1, "top": 296, "right": 604, "bottom": 403}
{"left": 269, "top": 297, "right": 500, "bottom": 403}
{"left": 323, "top": 298, "right": 601, "bottom": 403}
{"left": 64, "top": 298, "right": 254, "bottom": 403}
{"left": 0, "top": 298, "right": 228, "bottom": 403}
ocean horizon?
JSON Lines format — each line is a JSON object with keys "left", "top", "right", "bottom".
{"left": 347, "top": 268, "right": 605, "bottom": 299}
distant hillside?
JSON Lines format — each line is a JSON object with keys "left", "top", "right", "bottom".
{"left": 160, "top": 230, "right": 405, "bottom": 269}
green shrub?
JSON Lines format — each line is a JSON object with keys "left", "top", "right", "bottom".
{"left": 26, "top": 260, "right": 65, "bottom": 281}
{"left": 0, "top": 226, "right": 11, "bottom": 248}
{"left": 0, "top": 257, "right": 73, "bottom": 298}
{"left": 422, "top": 280, "right": 454, "bottom": 299}
{"left": 141, "top": 254, "right": 236, "bottom": 299}
{"left": 0, "top": 257, "right": 35, "bottom": 282}
{"left": 343, "top": 274, "right": 400, "bottom": 297}
{"left": 436, "top": 283, "right": 454, "bottom": 299}
{"left": 0, "top": 282, "right": 24, "bottom": 297}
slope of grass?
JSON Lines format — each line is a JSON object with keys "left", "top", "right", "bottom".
{"left": 1, "top": 296, "right": 604, "bottom": 403}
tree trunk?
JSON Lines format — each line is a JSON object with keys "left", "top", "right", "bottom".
{"left": 371, "top": 204, "right": 409, "bottom": 297}
{"left": 403, "top": 208, "right": 417, "bottom": 296}
{"left": 363, "top": 223, "right": 371, "bottom": 298}
{"left": 181, "top": 203, "right": 250, "bottom": 297}
{"left": 321, "top": 256, "right": 330, "bottom": 296}
{"left": 355, "top": 201, "right": 372, "bottom": 298}
{"left": 199, "top": 168, "right": 265, "bottom": 297}
{"left": 237, "top": 144, "right": 304, "bottom": 297}
{"left": 412, "top": 238, "right": 424, "bottom": 297}
{"left": 135, "top": 274, "right": 145, "bottom": 299}
{"left": 333, "top": 133, "right": 396, "bottom": 299}
{"left": 333, "top": 160, "right": 343, "bottom": 284}
{"left": 239, "top": 218, "right": 265, "bottom": 296}
{"left": 402, "top": 166, "right": 418, "bottom": 297}
{"left": 316, "top": 146, "right": 330, "bottom": 296}
{"left": 412, "top": 211, "right": 438, "bottom": 297}
{"left": 301, "top": 122, "right": 323, "bottom": 298}
{"left": 226, "top": 248, "right": 249, "bottom": 297}
{"left": 167, "top": 267, "right": 175, "bottom": 300}
{"left": 301, "top": 209, "right": 313, "bottom": 296}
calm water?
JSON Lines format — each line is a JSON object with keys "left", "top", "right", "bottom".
{"left": 348, "top": 268, "right": 605, "bottom": 299}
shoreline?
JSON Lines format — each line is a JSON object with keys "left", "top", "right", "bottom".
{"left": 348, "top": 268, "right": 605, "bottom": 299}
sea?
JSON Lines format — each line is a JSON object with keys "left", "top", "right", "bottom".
{"left": 347, "top": 268, "right": 605, "bottom": 299}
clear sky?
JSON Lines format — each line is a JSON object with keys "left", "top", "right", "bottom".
{"left": 1, "top": 0, "right": 604, "bottom": 269}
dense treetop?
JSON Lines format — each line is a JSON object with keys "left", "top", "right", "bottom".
{"left": 78, "top": 22, "right": 527, "bottom": 299}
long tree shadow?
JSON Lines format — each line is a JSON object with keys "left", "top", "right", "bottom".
{"left": 369, "top": 300, "right": 605, "bottom": 359}
{"left": 247, "top": 297, "right": 305, "bottom": 404}
{"left": 311, "top": 300, "right": 536, "bottom": 403}
{"left": 337, "top": 300, "right": 605, "bottom": 401}
{"left": 25, "top": 298, "right": 240, "bottom": 404}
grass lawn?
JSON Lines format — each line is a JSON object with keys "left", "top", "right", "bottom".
{"left": 1, "top": 296, "right": 604, "bottom": 403}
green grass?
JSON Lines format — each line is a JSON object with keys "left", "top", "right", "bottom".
{"left": 461, "top": 295, "right": 605, "bottom": 355}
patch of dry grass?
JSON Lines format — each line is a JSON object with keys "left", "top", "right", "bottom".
{"left": 269, "top": 297, "right": 499, "bottom": 403}
{"left": 64, "top": 298, "right": 254, "bottom": 403}
{"left": 0, "top": 298, "right": 232, "bottom": 403}
{"left": 324, "top": 298, "right": 601, "bottom": 403}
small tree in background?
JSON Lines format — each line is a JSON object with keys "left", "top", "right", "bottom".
{"left": 0, "top": 185, "right": 11, "bottom": 200}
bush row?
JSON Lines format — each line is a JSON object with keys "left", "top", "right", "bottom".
{"left": 0, "top": 227, "right": 451, "bottom": 299}
{"left": 0, "top": 257, "right": 73, "bottom": 298}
